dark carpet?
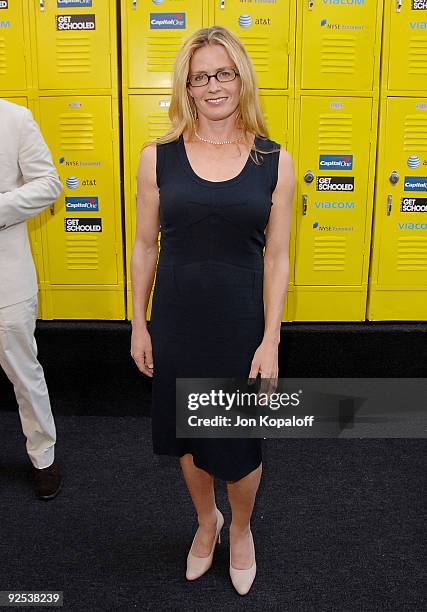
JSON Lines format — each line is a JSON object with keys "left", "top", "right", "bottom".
{"left": 0, "top": 322, "right": 426, "bottom": 611}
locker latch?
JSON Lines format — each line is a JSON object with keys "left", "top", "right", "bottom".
{"left": 395, "top": 0, "right": 402, "bottom": 13}
{"left": 302, "top": 194, "right": 308, "bottom": 216}
{"left": 132, "top": 0, "right": 137, "bottom": 9}
{"left": 308, "top": 0, "right": 314, "bottom": 10}
{"left": 39, "top": 0, "right": 45, "bottom": 11}
{"left": 50, "top": 203, "right": 55, "bottom": 216}
{"left": 386, "top": 195, "right": 392, "bottom": 216}
{"left": 304, "top": 170, "right": 314, "bottom": 184}
{"left": 389, "top": 170, "right": 399, "bottom": 185}
{"left": 220, "top": 0, "right": 225, "bottom": 9}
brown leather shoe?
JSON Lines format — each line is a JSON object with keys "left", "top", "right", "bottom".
{"left": 34, "top": 462, "right": 62, "bottom": 500}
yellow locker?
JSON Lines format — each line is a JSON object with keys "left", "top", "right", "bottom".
{"left": 213, "top": 0, "right": 291, "bottom": 90}
{"left": 383, "top": 0, "right": 427, "bottom": 94}
{"left": 37, "top": 95, "right": 125, "bottom": 319}
{"left": 368, "top": 97, "right": 427, "bottom": 320}
{"left": 292, "top": 95, "right": 377, "bottom": 321}
{"left": 31, "top": 0, "right": 114, "bottom": 90}
{"left": 122, "top": 0, "right": 204, "bottom": 89}
{"left": 123, "top": 92, "right": 293, "bottom": 320}
{"left": 296, "top": 0, "right": 382, "bottom": 92}
{"left": 0, "top": 0, "right": 30, "bottom": 91}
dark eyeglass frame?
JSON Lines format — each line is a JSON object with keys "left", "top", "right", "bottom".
{"left": 186, "top": 68, "right": 240, "bottom": 87}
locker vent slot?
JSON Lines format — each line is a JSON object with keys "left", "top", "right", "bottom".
{"left": 147, "top": 36, "right": 185, "bottom": 72}
{"left": 0, "top": 38, "right": 6, "bottom": 75}
{"left": 408, "top": 40, "right": 427, "bottom": 76}
{"left": 59, "top": 113, "right": 95, "bottom": 150}
{"left": 239, "top": 38, "right": 269, "bottom": 74}
{"left": 66, "top": 236, "right": 99, "bottom": 270}
{"left": 56, "top": 36, "right": 91, "bottom": 74}
{"left": 320, "top": 36, "right": 356, "bottom": 75}
{"left": 313, "top": 236, "right": 346, "bottom": 271}
{"left": 403, "top": 115, "right": 427, "bottom": 152}
{"left": 147, "top": 112, "right": 172, "bottom": 140}
{"left": 318, "top": 114, "right": 352, "bottom": 150}
{"left": 397, "top": 237, "right": 427, "bottom": 271}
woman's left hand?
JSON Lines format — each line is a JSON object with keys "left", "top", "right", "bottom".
{"left": 247, "top": 339, "right": 279, "bottom": 397}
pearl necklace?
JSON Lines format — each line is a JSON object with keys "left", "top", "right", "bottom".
{"left": 194, "top": 130, "right": 242, "bottom": 145}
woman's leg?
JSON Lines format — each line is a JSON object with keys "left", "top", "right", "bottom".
{"left": 180, "top": 453, "right": 220, "bottom": 556}
{"left": 227, "top": 463, "right": 262, "bottom": 569}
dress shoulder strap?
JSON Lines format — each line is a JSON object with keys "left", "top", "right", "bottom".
{"left": 255, "top": 136, "right": 281, "bottom": 193}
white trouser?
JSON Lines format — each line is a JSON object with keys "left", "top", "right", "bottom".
{"left": 0, "top": 295, "right": 56, "bottom": 469}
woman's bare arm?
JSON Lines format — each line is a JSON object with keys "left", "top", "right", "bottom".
{"left": 263, "top": 149, "right": 295, "bottom": 346}
{"left": 130, "top": 143, "right": 161, "bottom": 375}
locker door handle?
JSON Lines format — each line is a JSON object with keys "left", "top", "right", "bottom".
{"left": 386, "top": 195, "right": 392, "bottom": 216}
{"left": 395, "top": 0, "right": 402, "bottom": 13}
{"left": 302, "top": 194, "right": 308, "bottom": 215}
{"left": 308, "top": 0, "right": 314, "bottom": 10}
{"left": 39, "top": 0, "right": 45, "bottom": 11}
{"left": 50, "top": 203, "right": 55, "bottom": 215}
{"left": 132, "top": 0, "right": 137, "bottom": 9}
{"left": 220, "top": 0, "right": 225, "bottom": 8}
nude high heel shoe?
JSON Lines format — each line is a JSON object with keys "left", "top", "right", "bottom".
{"left": 186, "top": 508, "right": 224, "bottom": 581}
{"left": 229, "top": 530, "right": 257, "bottom": 596}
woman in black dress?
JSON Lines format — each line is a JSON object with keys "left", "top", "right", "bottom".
{"left": 131, "top": 26, "right": 294, "bottom": 595}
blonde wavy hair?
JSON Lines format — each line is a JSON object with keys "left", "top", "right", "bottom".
{"left": 143, "top": 25, "right": 277, "bottom": 164}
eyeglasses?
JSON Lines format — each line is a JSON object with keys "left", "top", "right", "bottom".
{"left": 187, "top": 68, "right": 240, "bottom": 87}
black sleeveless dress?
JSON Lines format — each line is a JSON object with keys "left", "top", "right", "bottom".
{"left": 149, "top": 133, "right": 280, "bottom": 481}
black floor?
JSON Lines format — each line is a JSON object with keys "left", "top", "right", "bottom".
{"left": 0, "top": 322, "right": 426, "bottom": 611}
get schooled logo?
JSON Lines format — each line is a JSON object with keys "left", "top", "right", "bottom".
{"left": 65, "top": 218, "right": 102, "bottom": 232}
{"left": 56, "top": 14, "right": 96, "bottom": 30}
{"left": 0, "top": 1, "right": 8, "bottom": 9}
{"left": 401, "top": 198, "right": 427, "bottom": 212}
{"left": 411, "top": 0, "right": 427, "bottom": 9}
{"left": 317, "top": 176, "right": 354, "bottom": 191}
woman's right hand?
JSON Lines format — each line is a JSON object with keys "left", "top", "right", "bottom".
{"left": 131, "top": 325, "right": 154, "bottom": 377}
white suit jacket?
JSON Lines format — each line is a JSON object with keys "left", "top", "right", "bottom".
{"left": 0, "top": 99, "right": 62, "bottom": 308}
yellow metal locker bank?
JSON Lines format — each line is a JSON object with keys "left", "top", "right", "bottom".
{"left": 368, "top": 97, "right": 427, "bottom": 320}
{"left": 291, "top": 94, "right": 379, "bottom": 321}
{"left": 35, "top": 95, "right": 125, "bottom": 319}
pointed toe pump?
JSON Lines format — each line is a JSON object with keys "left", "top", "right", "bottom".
{"left": 229, "top": 530, "right": 257, "bottom": 596}
{"left": 186, "top": 508, "right": 224, "bottom": 581}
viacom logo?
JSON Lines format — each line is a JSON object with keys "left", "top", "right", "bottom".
{"left": 407, "top": 155, "right": 421, "bottom": 169}
{"left": 65, "top": 196, "right": 99, "bottom": 212}
{"left": 65, "top": 218, "right": 102, "bottom": 232}
{"left": 411, "top": 0, "right": 427, "bottom": 9}
{"left": 56, "top": 14, "right": 96, "bottom": 30}
{"left": 317, "top": 176, "right": 354, "bottom": 191}
{"left": 313, "top": 221, "right": 354, "bottom": 231}
{"left": 404, "top": 176, "right": 427, "bottom": 191}
{"left": 401, "top": 197, "right": 427, "bottom": 212}
{"left": 319, "top": 154, "right": 353, "bottom": 170}
{"left": 314, "top": 200, "right": 355, "bottom": 208}
{"left": 398, "top": 222, "right": 427, "bottom": 230}
{"left": 150, "top": 12, "right": 185, "bottom": 29}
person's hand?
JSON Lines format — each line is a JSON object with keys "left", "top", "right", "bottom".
{"left": 247, "top": 339, "right": 279, "bottom": 400}
{"left": 131, "top": 325, "right": 154, "bottom": 377}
